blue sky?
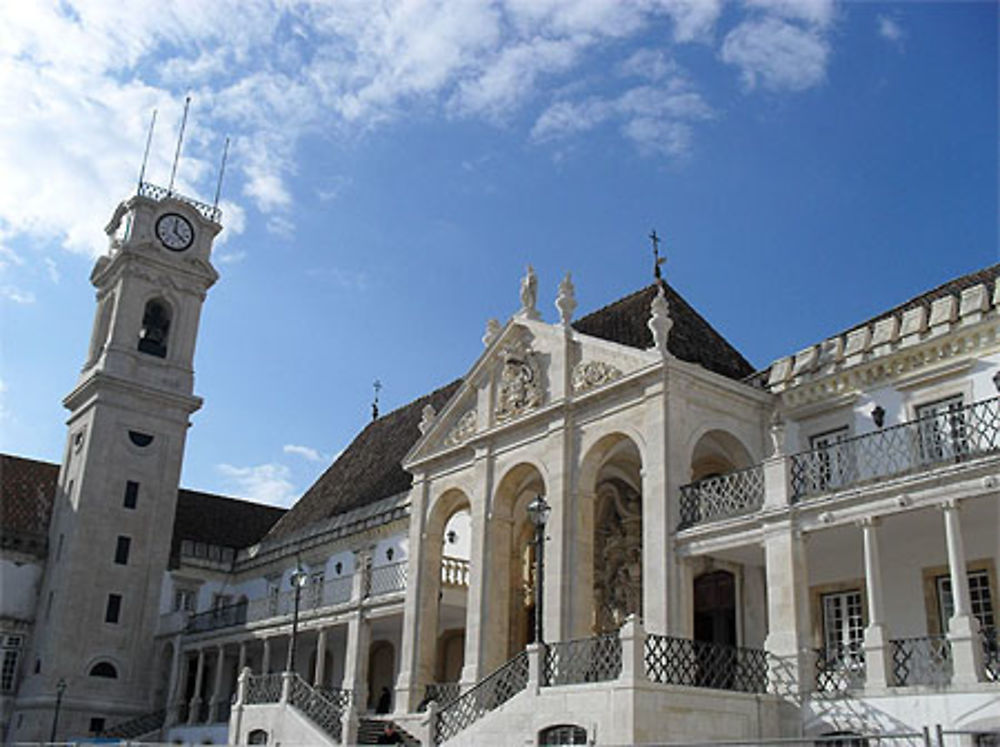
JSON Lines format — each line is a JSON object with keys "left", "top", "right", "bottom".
{"left": 1, "top": 0, "right": 996, "bottom": 507}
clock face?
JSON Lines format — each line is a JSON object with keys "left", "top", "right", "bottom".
{"left": 155, "top": 213, "right": 195, "bottom": 252}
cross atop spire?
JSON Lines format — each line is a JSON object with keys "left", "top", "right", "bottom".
{"left": 649, "top": 229, "right": 666, "bottom": 281}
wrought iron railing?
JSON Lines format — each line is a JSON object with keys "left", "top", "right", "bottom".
{"left": 644, "top": 634, "right": 769, "bottom": 693}
{"left": 434, "top": 651, "right": 530, "bottom": 744}
{"left": 365, "top": 561, "right": 407, "bottom": 597}
{"left": 99, "top": 709, "right": 166, "bottom": 739}
{"left": 543, "top": 632, "right": 622, "bottom": 686}
{"left": 982, "top": 626, "right": 999, "bottom": 682}
{"left": 441, "top": 556, "right": 470, "bottom": 587}
{"left": 678, "top": 465, "right": 765, "bottom": 529}
{"left": 186, "top": 601, "right": 247, "bottom": 633}
{"left": 423, "top": 682, "right": 461, "bottom": 707}
{"left": 138, "top": 181, "right": 222, "bottom": 223}
{"left": 791, "top": 397, "right": 1000, "bottom": 501}
{"left": 814, "top": 645, "right": 866, "bottom": 693}
{"left": 245, "top": 575, "right": 355, "bottom": 623}
{"left": 317, "top": 685, "right": 353, "bottom": 710}
{"left": 891, "top": 635, "right": 952, "bottom": 686}
{"left": 245, "top": 672, "right": 284, "bottom": 704}
{"left": 287, "top": 673, "right": 345, "bottom": 742}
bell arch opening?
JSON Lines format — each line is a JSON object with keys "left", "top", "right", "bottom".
{"left": 138, "top": 297, "right": 172, "bottom": 358}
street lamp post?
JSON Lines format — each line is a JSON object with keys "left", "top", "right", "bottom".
{"left": 286, "top": 564, "right": 309, "bottom": 674}
{"left": 49, "top": 678, "right": 67, "bottom": 743}
{"left": 526, "top": 495, "right": 551, "bottom": 645}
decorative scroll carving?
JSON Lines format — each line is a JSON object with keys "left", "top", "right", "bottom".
{"left": 483, "top": 318, "right": 502, "bottom": 347}
{"left": 443, "top": 410, "right": 476, "bottom": 446}
{"left": 594, "top": 479, "right": 642, "bottom": 633}
{"left": 495, "top": 345, "right": 543, "bottom": 422}
{"left": 572, "top": 360, "right": 622, "bottom": 393}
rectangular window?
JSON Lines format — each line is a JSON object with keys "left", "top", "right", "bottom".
{"left": 267, "top": 580, "right": 280, "bottom": 616}
{"left": 1, "top": 636, "right": 21, "bottom": 693}
{"left": 173, "top": 589, "right": 195, "bottom": 613}
{"left": 89, "top": 717, "right": 105, "bottom": 735}
{"left": 123, "top": 480, "right": 139, "bottom": 509}
{"left": 105, "top": 594, "right": 122, "bottom": 624}
{"left": 212, "top": 593, "right": 232, "bottom": 610}
{"left": 916, "top": 395, "right": 967, "bottom": 463}
{"left": 822, "top": 589, "right": 864, "bottom": 655}
{"left": 114, "top": 536, "right": 131, "bottom": 565}
{"left": 309, "top": 571, "right": 325, "bottom": 608}
{"left": 936, "top": 569, "right": 995, "bottom": 632}
{"left": 809, "top": 427, "right": 850, "bottom": 490}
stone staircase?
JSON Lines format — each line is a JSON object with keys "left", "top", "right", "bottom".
{"left": 358, "top": 717, "right": 421, "bottom": 745}
{"left": 99, "top": 708, "right": 166, "bottom": 740}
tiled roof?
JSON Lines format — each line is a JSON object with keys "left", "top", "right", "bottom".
{"left": 262, "top": 380, "right": 463, "bottom": 542}
{"left": 572, "top": 281, "right": 755, "bottom": 380}
{"left": 0, "top": 454, "right": 58, "bottom": 557}
{"left": 171, "top": 489, "right": 286, "bottom": 563}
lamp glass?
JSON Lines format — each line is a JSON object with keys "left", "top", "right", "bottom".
{"left": 526, "top": 495, "right": 550, "bottom": 527}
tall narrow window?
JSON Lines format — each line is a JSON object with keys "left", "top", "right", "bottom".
{"left": 123, "top": 481, "right": 139, "bottom": 509}
{"left": 810, "top": 427, "right": 850, "bottom": 491}
{"left": 105, "top": 594, "right": 122, "bottom": 624}
{"left": 1, "top": 635, "right": 22, "bottom": 693}
{"left": 114, "top": 536, "right": 131, "bottom": 565}
{"left": 916, "top": 395, "right": 967, "bottom": 463}
{"left": 137, "top": 299, "right": 171, "bottom": 358}
{"left": 936, "top": 569, "right": 995, "bottom": 632}
{"left": 822, "top": 590, "right": 864, "bottom": 656}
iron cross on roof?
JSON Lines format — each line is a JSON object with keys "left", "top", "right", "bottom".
{"left": 649, "top": 229, "right": 666, "bottom": 280}
{"left": 371, "top": 379, "right": 382, "bottom": 421}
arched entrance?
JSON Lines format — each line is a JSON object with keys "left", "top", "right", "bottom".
{"left": 693, "top": 570, "right": 736, "bottom": 647}
{"left": 368, "top": 641, "right": 395, "bottom": 714}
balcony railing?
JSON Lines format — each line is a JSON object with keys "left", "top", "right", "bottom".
{"left": 138, "top": 181, "right": 222, "bottom": 223}
{"left": 441, "top": 556, "right": 470, "bottom": 587}
{"left": 814, "top": 644, "right": 866, "bottom": 694}
{"left": 644, "top": 634, "right": 769, "bottom": 694}
{"left": 678, "top": 465, "right": 764, "bottom": 529}
{"left": 891, "top": 635, "right": 952, "bottom": 686}
{"left": 187, "top": 601, "right": 247, "bottom": 633}
{"left": 791, "top": 397, "right": 1000, "bottom": 501}
{"left": 245, "top": 576, "right": 354, "bottom": 625}
{"left": 434, "top": 651, "right": 529, "bottom": 745}
{"left": 983, "top": 626, "right": 999, "bottom": 681}
{"left": 245, "top": 673, "right": 284, "bottom": 704}
{"left": 364, "top": 561, "right": 407, "bottom": 597}
{"left": 543, "top": 632, "right": 622, "bottom": 686}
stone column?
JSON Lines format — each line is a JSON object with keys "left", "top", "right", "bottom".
{"left": 261, "top": 637, "right": 272, "bottom": 674}
{"left": 525, "top": 642, "right": 543, "bottom": 696}
{"left": 461, "top": 445, "right": 494, "bottom": 688}
{"left": 859, "top": 518, "right": 891, "bottom": 688}
{"left": 395, "top": 474, "right": 436, "bottom": 711}
{"left": 641, "top": 376, "right": 670, "bottom": 635}
{"left": 941, "top": 501, "right": 984, "bottom": 684}
{"left": 208, "top": 644, "right": 225, "bottom": 722}
{"left": 343, "top": 611, "right": 371, "bottom": 711}
{"left": 314, "top": 628, "right": 328, "bottom": 687}
{"left": 617, "top": 616, "right": 646, "bottom": 685}
{"left": 569, "top": 489, "right": 597, "bottom": 639}
{"left": 762, "top": 415, "right": 791, "bottom": 510}
{"left": 165, "top": 636, "right": 183, "bottom": 725}
{"left": 188, "top": 648, "right": 205, "bottom": 725}
{"left": 238, "top": 641, "right": 247, "bottom": 674}
{"left": 763, "top": 522, "right": 810, "bottom": 695}
{"left": 544, "top": 414, "right": 572, "bottom": 643}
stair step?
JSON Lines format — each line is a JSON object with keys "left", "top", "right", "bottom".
{"left": 357, "top": 717, "right": 420, "bottom": 745}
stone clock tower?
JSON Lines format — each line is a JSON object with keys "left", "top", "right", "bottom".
{"left": 12, "top": 186, "right": 221, "bottom": 741}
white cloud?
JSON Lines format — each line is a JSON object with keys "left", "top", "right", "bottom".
{"left": 1, "top": 286, "right": 36, "bottom": 304}
{"left": 216, "top": 462, "right": 297, "bottom": 507}
{"left": 215, "top": 250, "right": 247, "bottom": 265}
{"left": 618, "top": 48, "right": 676, "bottom": 82}
{"left": 878, "top": 15, "right": 905, "bottom": 47}
{"left": 266, "top": 216, "right": 295, "bottom": 239}
{"left": 305, "top": 266, "right": 371, "bottom": 292}
{"left": 659, "top": 0, "right": 723, "bottom": 42}
{"left": 0, "top": 379, "right": 8, "bottom": 421}
{"left": 744, "top": 0, "right": 835, "bottom": 28}
{"left": 721, "top": 17, "right": 830, "bottom": 92}
{"left": 283, "top": 444, "right": 325, "bottom": 462}
{"left": 44, "top": 257, "right": 60, "bottom": 284}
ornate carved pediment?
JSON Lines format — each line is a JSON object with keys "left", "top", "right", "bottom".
{"left": 494, "top": 341, "right": 543, "bottom": 422}
{"left": 443, "top": 410, "right": 476, "bottom": 447}
{"left": 572, "top": 360, "right": 622, "bottom": 393}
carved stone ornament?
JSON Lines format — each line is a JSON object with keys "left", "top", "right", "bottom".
{"left": 647, "top": 284, "right": 673, "bottom": 356}
{"left": 483, "top": 317, "right": 502, "bottom": 348}
{"left": 494, "top": 345, "right": 543, "bottom": 422}
{"left": 418, "top": 404, "right": 436, "bottom": 435}
{"left": 555, "top": 272, "right": 577, "bottom": 326}
{"left": 518, "top": 264, "right": 541, "bottom": 320}
{"left": 443, "top": 410, "right": 476, "bottom": 446}
{"left": 572, "top": 360, "right": 622, "bottom": 393}
{"left": 594, "top": 479, "right": 642, "bottom": 633}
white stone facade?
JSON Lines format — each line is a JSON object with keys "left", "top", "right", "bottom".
{"left": 2, "top": 191, "right": 998, "bottom": 745}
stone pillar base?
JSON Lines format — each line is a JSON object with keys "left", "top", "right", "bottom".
{"left": 947, "top": 614, "right": 984, "bottom": 685}
{"left": 863, "top": 623, "right": 891, "bottom": 689}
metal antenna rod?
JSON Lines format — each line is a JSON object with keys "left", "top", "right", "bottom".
{"left": 212, "top": 136, "right": 231, "bottom": 210}
{"left": 137, "top": 109, "right": 157, "bottom": 189}
{"left": 167, "top": 96, "right": 191, "bottom": 196}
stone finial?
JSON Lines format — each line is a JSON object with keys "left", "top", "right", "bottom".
{"left": 418, "top": 404, "right": 436, "bottom": 435}
{"left": 555, "top": 272, "right": 577, "bottom": 326}
{"left": 518, "top": 264, "right": 541, "bottom": 320}
{"left": 483, "top": 317, "right": 501, "bottom": 347}
{"left": 647, "top": 284, "right": 672, "bottom": 356}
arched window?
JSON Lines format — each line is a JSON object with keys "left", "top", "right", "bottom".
{"left": 89, "top": 661, "right": 118, "bottom": 679}
{"left": 138, "top": 299, "right": 171, "bottom": 358}
{"left": 539, "top": 724, "right": 587, "bottom": 745}
{"left": 247, "top": 729, "right": 268, "bottom": 744}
